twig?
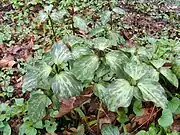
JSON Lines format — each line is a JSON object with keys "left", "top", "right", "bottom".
{"left": 132, "top": 107, "right": 161, "bottom": 134}
{"left": 48, "top": 15, "right": 56, "bottom": 42}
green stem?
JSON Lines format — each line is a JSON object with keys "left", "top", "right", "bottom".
{"left": 48, "top": 15, "right": 56, "bottom": 42}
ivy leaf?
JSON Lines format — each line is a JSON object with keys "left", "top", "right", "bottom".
{"left": 158, "top": 109, "right": 173, "bottom": 127}
{"left": 104, "top": 79, "right": 134, "bottom": 112}
{"left": 73, "top": 15, "right": 88, "bottom": 32}
{"left": 160, "top": 67, "right": 179, "bottom": 88}
{"left": 93, "top": 37, "right": 111, "bottom": 50}
{"left": 167, "top": 97, "right": 180, "bottom": 113}
{"left": 138, "top": 80, "right": 168, "bottom": 109}
{"left": 51, "top": 72, "right": 83, "bottom": 100}
{"left": 105, "top": 50, "right": 129, "bottom": 73}
{"left": 100, "top": 10, "right": 111, "bottom": 25}
{"left": 124, "top": 62, "right": 147, "bottom": 80}
{"left": 72, "top": 55, "right": 100, "bottom": 81}
{"left": 88, "top": 27, "right": 104, "bottom": 37}
{"left": 112, "top": 7, "right": 125, "bottom": 14}
{"left": 51, "top": 42, "right": 72, "bottom": 65}
{"left": 28, "top": 93, "right": 51, "bottom": 122}
{"left": 101, "top": 124, "right": 119, "bottom": 135}
{"left": 133, "top": 100, "right": 144, "bottom": 116}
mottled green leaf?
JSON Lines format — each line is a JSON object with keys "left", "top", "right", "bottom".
{"left": 112, "top": 7, "right": 125, "bottom": 14}
{"left": 28, "top": 93, "right": 51, "bottom": 122}
{"left": 93, "top": 83, "right": 106, "bottom": 101}
{"left": 158, "top": 109, "right": 173, "bottom": 127}
{"left": 93, "top": 37, "right": 111, "bottom": 50}
{"left": 108, "top": 31, "right": 126, "bottom": 45}
{"left": 52, "top": 42, "right": 72, "bottom": 65}
{"left": 72, "top": 46, "right": 92, "bottom": 59}
{"left": 124, "top": 62, "right": 146, "bottom": 80}
{"left": 95, "top": 63, "right": 110, "bottom": 78}
{"left": 172, "top": 59, "right": 180, "bottom": 79}
{"left": 51, "top": 72, "right": 83, "bottom": 100}
{"left": 101, "top": 10, "right": 111, "bottom": 25}
{"left": 151, "top": 59, "right": 166, "bottom": 69}
{"left": 39, "top": 11, "right": 48, "bottom": 22}
{"left": 138, "top": 80, "right": 168, "bottom": 109}
{"left": 73, "top": 15, "right": 87, "bottom": 32}
{"left": 160, "top": 67, "right": 178, "bottom": 88}
{"left": 50, "top": 9, "right": 67, "bottom": 21}
{"left": 105, "top": 50, "right": 129, "bottom": 73}
{"left": 105, "top": 79, "right": 134, "bottom": 112}
{"left": 72, "top": 55, "right": 100, "bottom": 81}
{"left": 3, "top": 123, "right": 11, "bottom": 135}
{"left": 101, "top": 124, "right": 119, "bottom": 135}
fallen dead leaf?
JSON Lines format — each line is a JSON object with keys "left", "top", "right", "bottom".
{"left": 0, "top": 56, "right": 16, "bottom": 67}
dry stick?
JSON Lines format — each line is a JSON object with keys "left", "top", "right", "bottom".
{"left": 97, "top": 101, "right": 102, "bottom": 135}
{"left": 132, "top": 107, "right": 162, "bottom": 134}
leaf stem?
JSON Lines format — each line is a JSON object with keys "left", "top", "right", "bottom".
{"left": 48, "top": 15, "right": 56, "bottom": 42}
{"left": 97, "top": 101, "right": 102, "bottom": 135}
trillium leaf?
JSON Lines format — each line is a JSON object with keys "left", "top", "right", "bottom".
{"left": 93, "top": 37, "right": 111, "bottom": 50}
{"left": 124, "top": 62, "right": 146, "bottom": 80}
{"left": 101, "top": 124, "right": 119, "bottom": 135}
{"left": 101, "top": 10, "right": 111, "bottom": 25}
{"left": 88, "top": 27, "right": 104, "bottom": 37}
{"left": 95, "top": 63, "right": 110, "bottom": 78}
{"left": 72, "top": 46, "right": 92, "bottom": 59}
{"left": 158, "top": 109, "right": 173, "bottom": 127}
{"left": 51, "top": 72, "right": 83, "bottom": 100}
{"left": 138, "top": 80, "right": 168, "bottom": 109}
{"left": 39, "top": 11, "right": 48, "bottom": 22}
{"left": 105, "top": 50, "right": 129, "bottom": 73}
{"left": 51, "top": 42, "right": 72, "bottom": 65}
{"left": 112, "top": 7, "right": 125, "bottom": 14}
{"left": 73, "top": 15, "right": 88, "bottom": 32}
{"left": 160, "top": 67, "right": 179, "bottom": 88}
{"left": 93, "top": 83, "right": 106, "bottom": 101}
{"left": 72, "top": 55, "right": 100, "bottom": 81}
{"left": 151, "top": 59, "right": 166, "bottom": 69}
{"left": 172, "top": 59, "right": 180, "bottom": 79}
{"left": 28, "top": 93, "right": 51, "bottom": 122}
{"left": 104, "top": 79, "right": 134, "bottom": 112}
{"left": 108, "top": 31, "right": 126, "bottom": 46}
{"left": 140, "top": 64, "right": 159, "bottom": 81}
{"left": 50, "top": 10, "right": 67, "bottom": 21}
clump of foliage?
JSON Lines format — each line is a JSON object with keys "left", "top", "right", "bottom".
{"left": 0, "top": 0, "right": 179, "bottom": 134}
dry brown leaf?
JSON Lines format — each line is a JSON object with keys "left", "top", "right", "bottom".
{"left": 0, "top": 56, "right": 16, "bottom": 67}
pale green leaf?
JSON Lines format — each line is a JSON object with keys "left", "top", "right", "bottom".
{"left": 28, "top": 93, "right": 51, "bottom": 122}
{"left": 44, "top": 5, "right": 53, "bottom": 13}
{"left": 138, "top": 80, "right": 168, "bottom": 109}
{"left": 105, "top": 50, "right": 129, "bottom": 73}
{"left": 25, "top": 127, "right": 37, "bottom": 135}
{"left": 151, "top": 59, "right": 166, "bottom": 69}
{"left": 160, "top": 67, "right": 179, "bottom": 88}
{"left": 72, "top": 55, "right": 100, "bottom": 81}
{"left": 158, "top": 109, "right": 173, "bottom": 127}
{"left": 51, "top": 72, "right": 83, "bottom": 100}
{"left": 101, "top": 10, "right": 111, "bottom": 25}
{"left": 104, "top": 79, "right": 134, "bottom": 112}
{"left": 101, "top": 124, "right": 119, "bottom": 135}
{"left": 112, "top": 7, "right": 125, "bottom": 14}
{"left": 124, "top": 62, "right": 146, "bottom": 80}
{"left": 73, "top": 15, "right": 87, "bottom": 32}
{"left": 51, "top": 42, "right": 72, "bottom": 65}
{"left": 93, "top": 37, "right": 111, "bottom": 50}
{"left": 167, "top": 97, "right": 180, "bottom": 113}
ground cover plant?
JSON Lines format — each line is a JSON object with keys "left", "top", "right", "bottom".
{"left": 0, "top": 0, "right": 180, "bottom": 135}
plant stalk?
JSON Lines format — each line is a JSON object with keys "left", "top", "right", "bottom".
{"left": 48, "top": 15, "right": 56, "bottom": 42}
